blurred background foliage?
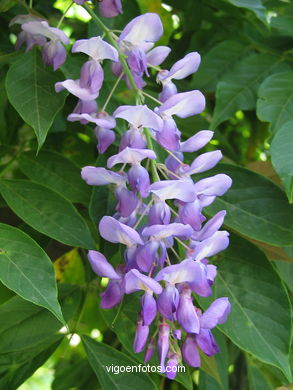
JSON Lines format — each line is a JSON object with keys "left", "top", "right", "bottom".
{"left": 0, "top": 0, "right": 292, "bottom": 389}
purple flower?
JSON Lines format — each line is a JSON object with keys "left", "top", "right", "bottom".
{"left": 157, "top": 90, "right": 205, "bottom": 118}
{"left": 107, "top": 147, "right": 156, "bottom": 168}
{"left": 144, "top": 337, "right": 156, "bottom": 362}
{"left": 157, "top": 284, "right": 179, "bottom": 320}
{"left": 200, "top": 297, "right": 231, "bottom": 328}
{"left": 141, "top": 291, "right": 157, "bottom": 325}
{"left": 158, "top": 52, "right": 201, "bottom": 102}
{"left": 149, "top": 179, "right": 197, "bottom": 202}
{"left": 42, "top": 40, "right": 67, "bottom": 70}
{"left": 142, "top": 223, "right": 193, "bottom": 241}
{"left": 99, "top": 216, "right": 144, "bottom": 246}
{"left": 182, "top": 335, "right": 200, "bottom": 367}
{"left": 88, "top": 250, "right": 121, "bottom": 279}
{"left": 155, "top": 259, "right": 214, "bottom": 298}
{"left": 72, "top": 36, "right": 118, "bottom": 62}
{"left": 176, "top": 285, "right": 200, "bottom": 333}
{"left": 69, "top": 100, "right": 98, "bottom": 124}
{"left": 179, "top": 150, "right": 223, "bottom": 176}
{"left": 147, "top": 46, "right": 171, "bottom": 66}
{"left": 166, "top": 353, "right": 179, "bottom": 379}
{"left": 194, "top": 174, "right": 232, "bottom": 197}
{"left": 136, "top": 240, "right": 159, "bottom": 272}
{"left": 190, "top": 230, "right": 230, "bottom": 260}
{"left": 182, "top": 298, "right": 231, "bottom": 363}
{"left": 158, "top": 323, "right": 170, "bottom": 371}
{"left": 55, "top": 60, "right": 103, "bottom": 100}
{"left": 119, "top": 13, "right": 163, "bottom": 50}
{"left": 128, "top": 165, "right": 150, "bottom": 198}
{"left": 115, "top": 186, "right": 139, "bottom": 217}
{"left": 180, "top": 130, "right": 214, "bottom": 152}
{"left": 192, "top": 210, "right": 226, "bottom": 241}
{"left": 81, "top": 167, "right": 125, "bottom": 186}
{"left": 134, "top": 316, "right": 149, "bottom": 353}
{"left": 21, "top": 21, "right": 69, "bottom": 69}
{"left": 148, "top": 200, "right": 171, "bottom": 225}
{"left": 10, "top": 16, "right": 47, "bottom": 51}
{"left": 178, "top": 199, "right": 206, "bottom": 231}
{"left": 123, "top": 269, "right": 162, "bottom": 294}
{"left": 99, "top": 0, "right": 123, "bottom": 18}
{"left": 100, "top": 279, "right": 124, "bottom": 309}
{"left": 114, "top": 105, "right": 163, "bottom": 131}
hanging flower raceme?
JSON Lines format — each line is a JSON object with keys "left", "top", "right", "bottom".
{"left": 48, "top": 9, "right": 233, "bottom": 379}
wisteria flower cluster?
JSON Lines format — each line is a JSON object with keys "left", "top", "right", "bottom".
{"left": 12, "top": 6, "right": 232, "bottom": 379}
{"left": 54, "top": 10, "right": 232, "bottom": 379}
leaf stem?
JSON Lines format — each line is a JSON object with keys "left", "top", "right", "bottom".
{"left": 102, "top": 72, "right": 124, "bottom": 112}
{"left": 142, "top": 91, "right": 162, "bottom": 105}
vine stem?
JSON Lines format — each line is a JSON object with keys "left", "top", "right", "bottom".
{"left": 83, "top": 4, "right": 140, "bottom": 96}
{"left": 83, "top": 4, "right": 161, "bottom": 182}
{"left": 57, "top": 1, "right": 73, "bottom": 28}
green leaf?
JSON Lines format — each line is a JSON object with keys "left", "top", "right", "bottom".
{"left": 54, "top": 248, "right": 86, "bottom": 285}
{"left": 0, "top": 223, "right": 64, "bottom": 323}
{"left": 81, "top": 335, "right": 157, "bottom": 390}
{"left": 224, "top": 0, "right": 266, "bottom": 22}
{"left": 247, "top": 362, "right": 274, "bottom": 390}
{"left": 0, "top": 340, "right": 61, "bottom": 390}
{"left": 199, "top": 164, "right": 293, "bottom": 246}
{"left": 0, "top": 179, "right": 96, "bottom": 249}
{"left": 0, "top": 284, "right": 81, "bottom": 388}
{"left": 270, "top": 121, "right": 293, "bottom": 203}
{"left": 0, "top": 0, "right": 17, "bottom": 12}
{"left": 5, "top": 50, "right": 67, "bottom": 149}
{"left": 18, "top": 150, "right": 91, "bottom": 205}
{"left": 52, "top": 358, "right": 98, "bottom": 390}
{"left": 271, "top": 15, "right": 293, "bottom": 37}
{"left": 192, "top": 41, "right": 249, "bottom": 91}
{"left": 257, "top": 71, "right": 293, "bottom": 134}
{"left": 211, "top": 55, "right": 289, "bottom": 128}
{"left": 198, "top": 235, "right": 292, "bottom": 381}
{"left": 274, "top": 261, "right": 293, "bottom": 293}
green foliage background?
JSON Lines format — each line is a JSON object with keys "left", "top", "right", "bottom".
{"left": 0, "top": 0, "right": 292, "bottom": 389}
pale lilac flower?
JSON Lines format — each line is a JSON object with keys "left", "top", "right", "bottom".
{"left": 134, "top": 316, "right": 149, "bottom": 353}
{"left": 166, "top": 353, "right": 179, "bottom": 379}
{"left": 72, "top": 36, "right": 118, "bottom": 62}
{"left": 118, "top": 13, "right": 164, "bottom": 88}
{"left": 99, "top": 0, "right": 123, "bottom": 18}
{"left": 189, "top": 231, "right": 230, "bottom": 261}
{"left": 81, "top": 167, "right": 126, "bottom": 186}
{"left": 158, "top": 323, "right": 170, "bottom": 371}
{"left": 180, "top": 130, "right": 214, "bottom": 152}
{"left": 158, "top": 52, "right": 201, "bottom": 102}
{"left": 99, "top": 216, "right": 144, "bottom": 246}
{"left": 123, "top": 269, "right": 162, "bottom": 294}
{"left": 88, "top": 250, "right": 120, "bottom": 279}
{"left": 144, "top": 337, "right": 156, "bottom": 362}
{"left": 182, "top": 298, "right": 231, "bottom": 365}
{"left": 21, "top": 21, "right": 69, "bottom": 70}
{"left": 149, "top": 179, "right": 197, "bottom": 202}
{"left": 107, "top": 147, "right": 156, "bottom": 168}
